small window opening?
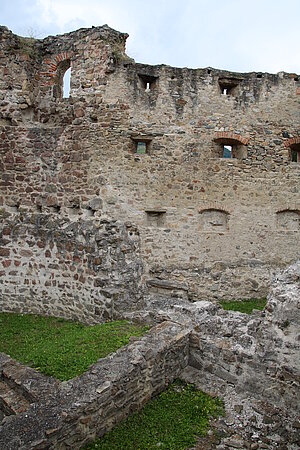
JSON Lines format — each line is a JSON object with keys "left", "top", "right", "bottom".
{"left": 289, "top": 144, "right": 300, "bottom": 163}
{"left": 138, "top": 74, "right": 158, "bottom": 92}
{"left": 218, "top": 77, "right": 240, "bottom": 96}
{"left": 63, "top": 67, "right": 71, "bottom": 98}
{"left": 294, "top": 76, "right": 299, "bottom": 82}
{"left": 256, "top": 73, "right": 263, "bottom": 78}
{"left": 54, "top": 58, "right": 71, "bottom": 99}
{"left": 291, "top": 150, "right": 300, "bottom": 162}
{"left": 223, "top": 145, "right": 232, "bottom": 158}
{"left": 131, "top": 137, "right": 152, "bottom": 154}
{"left": 136, "top": 141, "right": 147, "bottom": 154}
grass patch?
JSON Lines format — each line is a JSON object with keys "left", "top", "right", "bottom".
{"left": 0, "top": 313, "right": 148, "bottom": 381}
{"left": 83, "top": 380, "right": 224, "bottom": 450}
{"left": 220, "top": 298, "right": 267, "bottom": 314}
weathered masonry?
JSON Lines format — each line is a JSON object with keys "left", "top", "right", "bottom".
{"left": 0, "top": 24, "right": 299, "bottom": 321}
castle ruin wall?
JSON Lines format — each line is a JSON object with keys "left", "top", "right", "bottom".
{"left": 0, "top": 24, "right": 299, "bottom": 317}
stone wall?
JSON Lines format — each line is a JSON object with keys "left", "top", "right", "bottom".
{"left": 0, "top": 24, "right": 300, "bottom": 314}
{"left": 0, "top": 212, "right": 143, "bottom": 322}
{"left": 0, "top": 321, "right": 190, "bottom": 449}
{"left": 0, "top": 263, "right": 299, "bottom": 449}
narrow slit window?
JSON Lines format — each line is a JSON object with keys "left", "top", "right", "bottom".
{"left": 63, "top": 67, "right": 71, "bottom": 98}
{"left": 138, "top": 74, "right": 158, "bottom": 92}
{"left": 218, "top": 77, "right": 240, "bottom": 96}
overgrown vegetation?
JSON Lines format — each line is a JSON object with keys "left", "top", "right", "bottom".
{"left": 83, "top": 380, "right": 224, "bottom": 450}
{"left": 0, "top": 313, "right": 148, "bottom": 380}
{"left": 220, "top": 298, "right": 267, "bottom": 314}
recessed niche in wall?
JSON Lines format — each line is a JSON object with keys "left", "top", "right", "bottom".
{"left": 138, "top": 74, "right": 158, "bottom": 91}
{"left": 276, "top": 210, "right": 300, "bottom": 231}
{"left": 218, "top": 77, "right": 241, "bottom": 96}
{"left": 199, "top": 208, "right": 229, "bottom": 232}
{"left": 145, "top": 210, "right": 166, "bottom": 227}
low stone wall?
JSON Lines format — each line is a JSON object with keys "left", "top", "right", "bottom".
{"left": 125, "top": 262, "right": 300, "bottom": 448}
{"left": 0, "top": 212, "right": 144, "bottom": 323}
{"left": 0, "top": 321, "right": 189, "bottom": 449}
{"left": 0, "top": 264, "right": 299, "bottom": 449}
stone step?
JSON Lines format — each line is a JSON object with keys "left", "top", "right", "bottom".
{"left": 0, "top": 380, "right": 31, "bottom": 417}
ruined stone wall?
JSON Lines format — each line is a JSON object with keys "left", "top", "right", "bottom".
{"left": 0, "top": 322, "right": 189, "bottom": 449}
{"left": 0, "top": 24, "right": 300, "bottom": 314}
{"left": 0, "top": 212, "right": 143, "bottom": 322}
{"left": 0, "top": 264, "right": 299, "bottom": 449}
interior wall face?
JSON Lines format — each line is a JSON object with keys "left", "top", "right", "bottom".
{"left": 0, "top": 24, "right": 299, "bottom": 316}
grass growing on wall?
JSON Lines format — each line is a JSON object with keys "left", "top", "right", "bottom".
{"left": 83, "top": 380, "right": 224, "bottom": 450}
{"left": 0, "top": 313, "right": 148, "bottom": 381}
{"left": 220, "top": 298, "right": 267, "bottom": 314}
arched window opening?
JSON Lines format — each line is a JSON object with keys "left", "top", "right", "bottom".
{"left": 213, "top": 137, "right": 248, "bottom": 160}
{"left": 53, "top": 58, "right": 71, "bottom": 99}
{"left": 63, "top": 67, "right": 71, "bottom": 98}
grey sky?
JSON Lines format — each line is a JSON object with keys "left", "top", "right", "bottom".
{"left": 1, "top": 0, "right": 300, "bottom": 74}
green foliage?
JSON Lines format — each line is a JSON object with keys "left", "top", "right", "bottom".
{"left": 220, "top": 298, "right": 267, "bottom": 314}
{"left": 0, "top": 313, "right": 148, "bottom": 381}
{"left": 83, "top": 380, "right": 224, "bottom": 450}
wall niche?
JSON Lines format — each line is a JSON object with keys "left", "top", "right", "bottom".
{"left": 277, "top": 210, "right": 300, "bottom": 231}
{"left": 199, "top": 208, "right": 229, "bottom": 232}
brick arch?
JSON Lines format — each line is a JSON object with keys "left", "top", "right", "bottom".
{"left": 284, "top": 136, "right": 300, "bottom": 148}
{"left": 198, "top": 204, "right": 232, "bottom": 215}
{"left": 40, "top": 51, "right": 73, "bottom": 88}
{"left": 214, "top": 131, "right": 250, "bottom": 146}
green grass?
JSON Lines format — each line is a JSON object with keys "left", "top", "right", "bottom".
{"left": 220, "top": 298, "right": 267, "bottom": 314}
{"left": 83, "top": 380, "right": 224, "bottom": 450}
{"left": 0, "top": 313, "right": 148, "bottom": 381}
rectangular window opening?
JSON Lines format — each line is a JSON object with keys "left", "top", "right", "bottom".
{"left": 136, "top": 141, "right": 147, "bottom": 154}
{"left": 131, "top": 137, "right": 152, "bottom": 155}
{"left": 138, "top": 74, "right": 158, "bottom": 92}
{"left": 223, "top": 145, "right": 232, "bottom": 158}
